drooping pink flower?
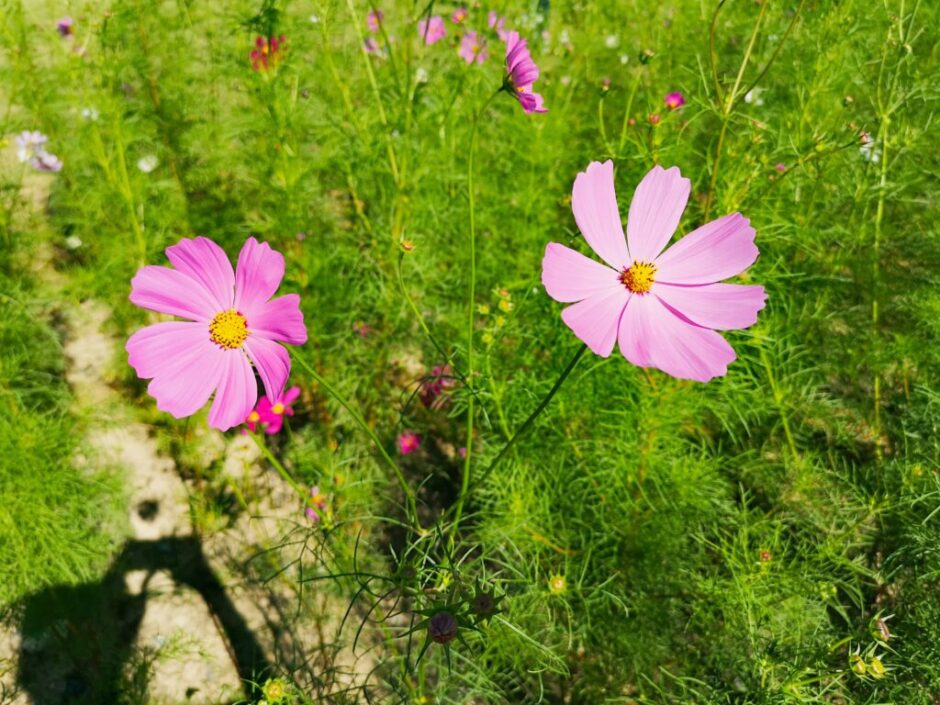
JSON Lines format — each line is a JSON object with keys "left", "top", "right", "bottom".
{"left": 126, "top": 237, "right": 308, "bottom": 431}
{"left": 363, "top": 37, "right": 382, "bottom": 55}
{"left": 56, "top": 17, "right": 74, "bottom": 37}
{"left": 504, "top": 31, "right": 547, "bottom": 114}
{"left": 420, "top": 365, "right": 455, "bottom": 408}
{"left": 245, "top": 385, "right": 301, "bottom": 434}
{"left": 664, "top": 91, "right": 685, "bottom": 110}
{"left": 367, "top": 9, "right": 384, "bottom": 33}
{"left": 305, "top": 485, "right": 327, "bottom": 522}
{"left": 458, "top": 31, "right": 488, "bottom": 65}
{"left": 418, "top": 15, "right": 446, "bottom": 45}
{"left": 541, "top": 161, "right": 766, "bottom": 382}
{"left": 487, "top": 11, "right": 509, "bottom": 40}
{"left": 251, "top": 35, "right": 286, "bottom": 71}
{"left": 451, "top": 6, "right": 468, "bottom": 24}
{"left": 398, "top": 431, "right": 421, "bottom": 455}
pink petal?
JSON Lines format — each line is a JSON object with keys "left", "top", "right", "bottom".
{"left": 165, "top": 237, "right": 235, "bottom": 311}
{"left": 654, "top": 283, "right": 767, "bottom": 330}
{"left": 264, "top": 414, "right": 285, "bottom": 434}
{"left": 282, "top": 385, "right": 302, "bottom": 405}
{"left": 247, "top": 294, "right": 307, "bottom": 345}
{"left": 560, "top": 287, "right": 630, "bottom": 357}
{"left": 654, "top": 212, "right": 758, "bottom": 285}
{"left": 244, "top": 336, "right": 290, "bottom": 404}
{"left": 147, "top": 347, "right": 225, "bottom": 419}
{"left": 208, "top": 351, "right": 258, "bottom": 431}
{"left": 126, "top": 321, "right": 210, "bottom": 380}
{"left": 541, "top": 242, "right": 622, "bottom": 303}
{"left": 626, "top": 165, "right": 691, "bottom": 263}
{"left": 233, "top": 237, "right": 285, "bottom": 317}
{"left": 571, "top": 161, "right": 630, "bottom": 270}
{"left": 129, "top": 266, "right": 219, "bottom": 321}
{"left": 617, "top": 294, "right": 736, "bottom": 382}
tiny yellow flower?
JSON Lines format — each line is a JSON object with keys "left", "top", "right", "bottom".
{"left": 262, "top": 677, "right": 288, "bottom": 703}
{"left": 548, "top": 574, "right": 566, "bottom": 595}
{"left": 482, "top": 331, "right": 494, "bottom": 345}
{"left": 495, "top": 316, "right": 506, "bottom": 328}
{"left": 868, "top": 656, "right": 886, "bottom": 679}
{"left": 498, "top": 299, "right": 513, "bottom": 313}
{"left": 477, "top": 304, "right": 491, "bottom": 315}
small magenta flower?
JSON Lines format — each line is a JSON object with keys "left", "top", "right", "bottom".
{"left": 126, "top": 237, "right": 308, "bottom": 431}
{"left": 504, "top": 32, "right": 547, "bottom": 114}
{"left": 774, "top": 163, "right": 787, "bottom": 173}
{"left": 56, "top": 17, "right": 74, "bottom": 37}
{"left": 664, "top": 91, "right": 685, "bottom": 110}
{"left": 458, "top": 31, "right": 487, "bottom": 65}
{"left": 451, "top": 7, "right": 468, "bottom": 24}
{"left": 366, "top": 9, "right": 384, "bottom": 33}
{"left": 305, "top": 485, "right": 327, "bottom": 523}
{"left": 398, "top": 431, "right": 421, "bottom": 455}
{"left": 352, "top": 320, "right": 371, "bottom": 338}
{"left": 420, "top": 365, "right": 455, "bottom": 408}
{"left": 541, "top": 161, "right": 766, "bottom": 382}
{"left": 250, "top": 35, "right": 286, "bottom": 71}
{"left": 487, "top": 11, "right": 509, "bottom": 41}
{"left": 246, "top": 385, "right": 301, "bottom": 434}
{"left": 417, "top": 15, "right": 446, "bottom": 45}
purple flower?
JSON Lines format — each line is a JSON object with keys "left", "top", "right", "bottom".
{"left": 504, "top": 32, "right": 547, "bottom": 114}
{"left": 417, "top": 15, "right": 446, "bottom": 45}
{"left": 428, "top": 611, "right": 458, "bottom": 644}
{"left": 16, "top": 131, "right": 62, "bottom": 172}
{"left": 56, "top": 17, "right": 74, "bottom": 37}
{"left": 664, "top": 91, "right": 685, "bottom": 110}
{"left": 459, "top": 31, "right": 488, "bottom": 65}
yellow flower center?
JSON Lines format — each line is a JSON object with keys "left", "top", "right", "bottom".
{"left": 620, "top": 261, "right": 657, "bottom": 294}
{"left": 272, "top": 403, "right": 285, "bottom": 414}
{"left": 209, "top": 309, "right": 248, "bottom": 349}
{"left": 247, "top": 411, "right": 261, "bottom": 423}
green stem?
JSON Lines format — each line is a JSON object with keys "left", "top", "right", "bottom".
{"left": 292, "top": 352, "right": 419, "bottom": 527}
{"left": 248, "top": 431, "right": 305, "bottom": 498}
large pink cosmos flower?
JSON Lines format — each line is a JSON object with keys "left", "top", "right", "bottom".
{"left": 127, "top": 237, "right": 307, "bottom": 431}
{"left": 542, "top": 161, "right": 766, "bottom": 382}
{"left": 418, "top": 15, "right": 446, "bottom": 45}
{"left": 504, "top": 31, "right": 547, "bottom": 114}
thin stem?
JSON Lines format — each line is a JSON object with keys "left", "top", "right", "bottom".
{"left": 292, "top": 352, "right": 419, "bottom": 527}
{"left": 450, "top": 90, "right": 496, "bottom": 544}
{"left": 248, "top": 431, "right": 306, "bottom": 498}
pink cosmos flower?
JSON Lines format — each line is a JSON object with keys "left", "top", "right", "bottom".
{"left": 418, "top": 15, "right": 446, "bottom": 45}
{"left": 126, "top": 237, "right": 308, "bottom": 431}
{"left": 305, "top": 485, "right": 327, "bottom": 522}
{"left": 56, "top": 17, "right": 74, "bottom": 37}
{"left": 487, "top": 11, "right": 509, "bottom": 41}
{"left": 664, "top": 91, "right": 685, "bottom": 110}
{"left": 245, "top": 385, "right": 301, "bottom": 434}
{"left": 451, "top": 7, "right": 468, "bottom": 24}
{"left": 367, "top": 9, "right": 384, "bottom": 33}
{"left": 541, "top": 161, "right": 766, "bottom": 382}
{"left": 398, "top": 431, "right": 421, "bottom": 455}
{"left": 458, "top": 31, "right": 488, "bottom": 65}
{"left": 420, "top": 365, "right": 455, "bottom": 408}
{"left": 251, "top": 35, "right": 286, "bottom": 71}
{"left": 363, "top": 37, "right": 382, "bottom": 55}
{"left": 504, "top": 31, "right": 547, "bottom": 114}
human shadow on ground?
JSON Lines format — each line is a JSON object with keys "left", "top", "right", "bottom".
{"left": 14, "top": 534, "right": 270, "bottom": 704}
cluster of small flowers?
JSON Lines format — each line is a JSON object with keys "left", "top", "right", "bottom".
{"left": 250, "top": 35, "right": 286, "bottom": 71}
{"left": 16, "top": 131, "right": 62, "bottom": 173}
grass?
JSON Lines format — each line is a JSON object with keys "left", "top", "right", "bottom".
{"left": 1, "top": 0, "right": 939, "bottom": 702}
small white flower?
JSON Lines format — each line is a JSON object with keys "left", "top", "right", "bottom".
{"left": 415, "top": 67, "right": 429, "bottom": 84}
{"left": 80, "top": 107, "right": 99, "bottom": 121}
{"left": 604, "top": 35, "right": 619, "bottom": 49}
{"left": 64, "top": 235, "right": 83, "bottom": 250}
{"left": 309, "top": 14, "right": 320, "bottom": 24}
{"left": 559, "top": 29, "right": 570, "bottom": 46}
{"left": 860, "top": 141, "right": 881, "bottom": 163}
{"left": 560, "top": 75, "right": 572, "bottom": 86}
{"left": 744, "top": 88, "right": 765, "bottom": 106}
{"left": 15, "top": 131, "right": 47, "bottom": 163}
{"left": 137, "top": 155, "right": 159, "bottom": 173}
{"left": 619, "top": 53, "right": 630, "bottom": 64}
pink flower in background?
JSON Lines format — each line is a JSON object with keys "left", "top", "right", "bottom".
{"left": 775, "top": 163, "right": 787, "bottom": 173}
{"left": 418, "top": 15, "right": 446, "bottom": 45}
{"left": 541, "top": 161, "right": 766, "bottom": 382}
{"left": 398, "top": 431, "right": 421, "bottom": 455}
{"left": 245, "top": 385, "right": 301, "bottom": 434}
{"left": 487, "top": 11, "right": 509, "bottom": 40}
{"left": 305, "top": 485, "right": 327, "bottom": 523}
{"left": 56, "top": 17, "right": 74, "bottom": 37}
{"left": 363, "top": 37, "right": 384, "bottom": 55}
{"left": 459, "top": 31, "right": 488, "bottom": 65}
{"left": 451, "top": 6, "right": 468, "bottom": 23}
{"left": 32, "top": 152, "right": 63, "bottom": 172}
{"left": 420, "top": 365, "right": 455, "bottom": 408}
{"left": 664, "top": 91, "right": 685, "bottom": 110}
{"left": 16, "top": 131, "right": 63, "bottom": 173}
{"left": 251, "top": 35, "right": 286, "bottom": 71}
{"left": 367, "top": 9, "right": 384, "bottom": 33}
{"left": 504, "top": 32, "right": 547, "bottom": 114}
{"left": 126, "top": 237, "right": 308, "bottom": 431}
{"left": 352, "top": 320, "right": 371, "bottom": 337}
